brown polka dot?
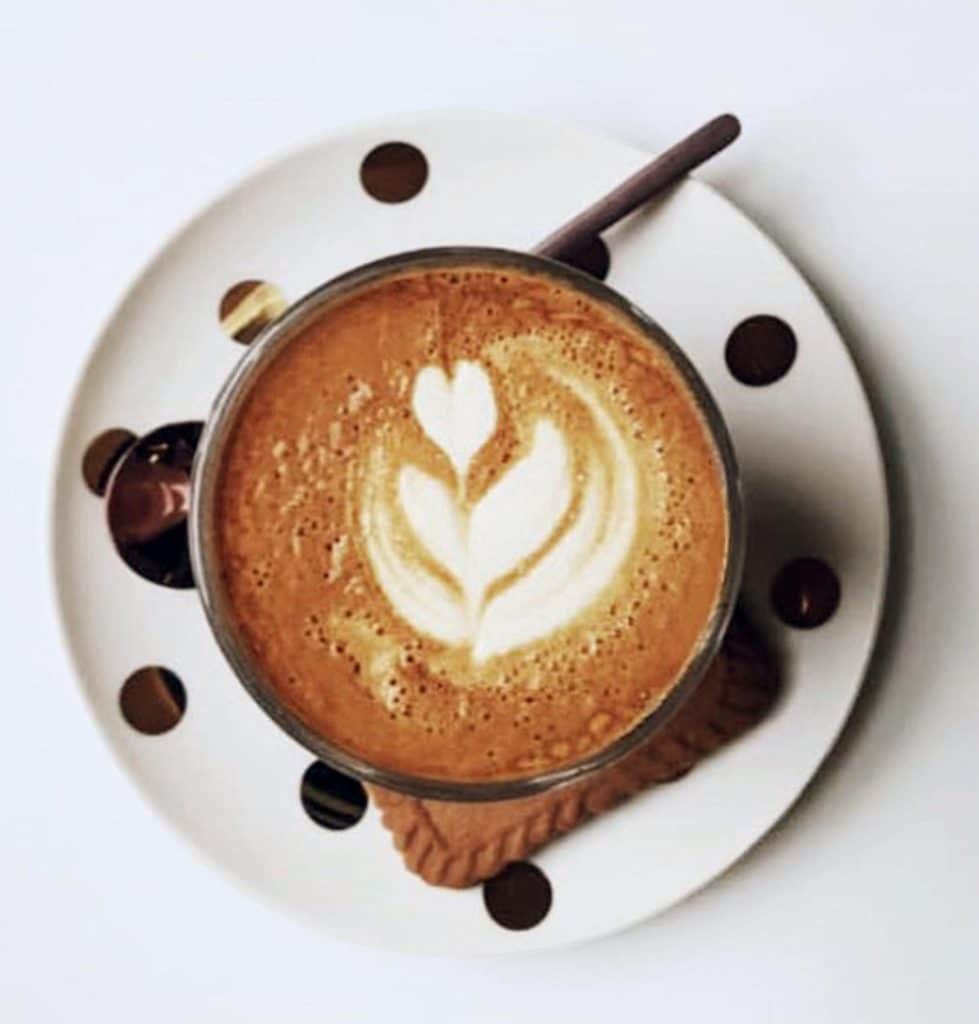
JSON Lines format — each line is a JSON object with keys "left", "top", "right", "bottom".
{"left": 120, "top": 666, "right": 186, "bottom": 734}
{"left": 771, "top": 557, "right": 841, "bottom": 628}
{"left": 555, "top": 235, "right": 610, "bottom": 281}
{"left": 82, "top": 428, "right": 136, "bottom": 496}
{"left": 106, "top": 422, "right": 202, "bottom": 589}
{"left": 219, "top": 280, "right": 287, "bottom": 344}
{"left": 483, "top": 861, "right": 552, "bottom": 930}
{"left": 725, "top": 315, "right": 797, "bottom": 386}
{"left": 300, "top": 761, "right": 367, "bottom": 830}
{"left": 360, "top": 142, "right": 428, "bottom": 203}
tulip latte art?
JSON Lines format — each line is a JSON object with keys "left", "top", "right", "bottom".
{"left": 217, "top": 266, "right": 728, "bottom": 782}
{"left": 363, "top": 358, "right": 639, "bottom": 662}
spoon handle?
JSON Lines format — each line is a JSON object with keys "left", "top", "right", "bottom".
{"left": 533, "top": 113, "right": 741, "bottom": 261}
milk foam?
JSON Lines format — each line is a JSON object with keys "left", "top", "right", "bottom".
{"left": 361, "top": 360, "right": 640, "bottom": 661}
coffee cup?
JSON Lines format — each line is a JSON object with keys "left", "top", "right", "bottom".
{"left": 188, "top": 247, "right": 744, "bottom": 800}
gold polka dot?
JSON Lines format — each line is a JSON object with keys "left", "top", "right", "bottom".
{"left": 82, "top": 428, "right": 136, "bottom": 496}
{"left": 219, "top": 280, "right": 288, "bottom": 344}
{"left": 120, "top": 666, "right": 186, "bottom": 734}
{"left": 360, "top": 142, "right": 428, "bottom": 203}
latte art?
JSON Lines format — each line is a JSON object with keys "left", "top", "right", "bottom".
{"left": 216, "top": 264, "right": 728, "bottom": 783}
{"left": 361, "top": 360, "right": 639, "bottom": 660}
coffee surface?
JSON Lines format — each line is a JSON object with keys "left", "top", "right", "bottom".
{"left": 217, "top": 265, "right": 728, "bottom": 782}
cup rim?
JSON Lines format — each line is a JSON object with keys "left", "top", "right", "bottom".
{"left": 189, "top": 246, "right": 745, "bottom": 802}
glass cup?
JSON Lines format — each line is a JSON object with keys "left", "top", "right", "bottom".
{"left": 189, "top": 246, "right": 745, "bottom": 801}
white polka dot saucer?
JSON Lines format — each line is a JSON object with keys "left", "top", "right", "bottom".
{"left": 52, "top": 111, "right": 888, "bottom": 954}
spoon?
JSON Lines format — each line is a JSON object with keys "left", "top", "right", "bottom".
{"left": 533, "top": 113, "right": 741, "bottom": 261}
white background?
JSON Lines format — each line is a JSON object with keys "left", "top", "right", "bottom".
{"left": 2, "top": 1, "right": 977, "bottom": 1020}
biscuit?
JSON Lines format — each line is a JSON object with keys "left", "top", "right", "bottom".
{"left": 369, "top": 610, "right": 780, "bottom": 887}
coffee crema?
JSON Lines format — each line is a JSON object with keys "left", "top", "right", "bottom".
{"left": 216, "top": 265, "right": 728, "bottom": 783}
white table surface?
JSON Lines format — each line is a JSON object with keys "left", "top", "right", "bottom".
{"left": 3, "top": 1, "right": 977, "bottom": 1020}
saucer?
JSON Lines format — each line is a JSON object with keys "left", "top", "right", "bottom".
{"left": 51, "top": 110, "right": 888, "bottom": 954}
